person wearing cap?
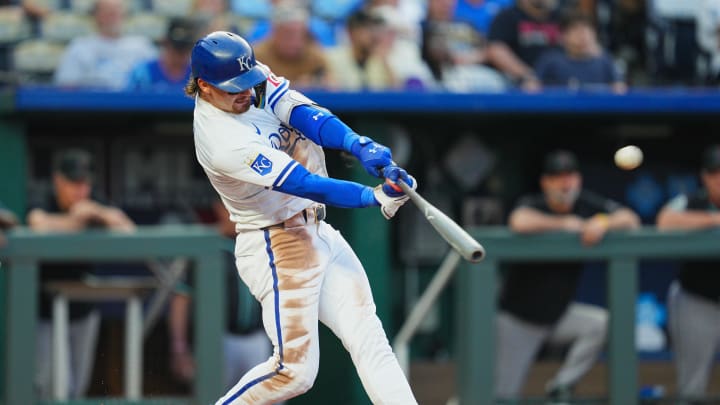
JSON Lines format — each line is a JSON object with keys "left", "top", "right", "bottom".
{"left": 252, "top": 1, "right": 332, "bottom": 89}
{"left": 54, "top": 0, "right": 157, "bottom": 90}
{"left": 325, "top": 8, "right": 399, "bottom": 91}
{"left": 26, "top": 148, "right": 134, "bottom": 399}
{"left": 186, "top": 30, "right": 417, "bottom": 404}
{"left": 657, "top": 144, "right": 720, "bottom": 401}
{"left": 126, "top": 17, "right": 201, "bottom": 90}
{"left": 498, "top": 149, "right": 640, "bottom": 402}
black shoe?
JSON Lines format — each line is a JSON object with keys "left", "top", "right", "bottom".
{"left": 546, "top": 384, "right": 574, "bottom": 405}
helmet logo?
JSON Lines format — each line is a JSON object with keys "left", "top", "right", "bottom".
{"left": 237, "top": 55, "right": 253, "bottom": 71}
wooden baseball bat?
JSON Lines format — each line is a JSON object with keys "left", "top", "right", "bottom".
{"left": 397, "top": 179, "right": 486, "bottom": 263}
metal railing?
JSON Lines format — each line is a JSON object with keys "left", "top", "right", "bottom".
{"left": 0, "top": 225, "right": 226, "bottom": 405}
{"left": 455, "top": 226, "right": 720, "bottom": 405}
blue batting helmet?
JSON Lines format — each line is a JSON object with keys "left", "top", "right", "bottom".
{"left": 191, "top": 31, "right": 268, "bottom": 93}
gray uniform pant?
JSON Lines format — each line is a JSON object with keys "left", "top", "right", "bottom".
{"left": 668, "top": 281, "right": 720, "bottom": 398}
{"left": 35, "top": 310, "right": 101, "bottom": 399}
{"left": 495, "top": 302, "right": 608, "bottom": 399}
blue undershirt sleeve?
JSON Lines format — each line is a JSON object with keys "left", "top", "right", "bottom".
{"left": 288, "top": 104, "right": 361, "bottom": 151}
{"left": 275, "top": 163, "right": 378, "bottom": 208}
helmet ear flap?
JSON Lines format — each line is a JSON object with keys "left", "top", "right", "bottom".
{"left": 252, "top": 80, "right": 267, "bottom": 108}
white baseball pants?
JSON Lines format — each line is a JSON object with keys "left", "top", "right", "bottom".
{"left": 216, "top": 219, "right": 416, "bottom": 405}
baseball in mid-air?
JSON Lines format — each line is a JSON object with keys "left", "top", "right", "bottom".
{"left": 614, "top": 145, "right": 643, "bottom": 170}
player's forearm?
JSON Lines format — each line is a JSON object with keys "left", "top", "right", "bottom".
{"left": 276, "top": 164, "right": 378, "bottom": 208}
{"left": 26, "top": 209, "right": 86, "bottom": 232}
{"left": 487, "top": 43, "right": 534, "bottom": 80}
{"left": 168, "top": 294, "right": 192, "bottom": 354}
{"left": 607, "top": 208, "right": 641, "bottom": 230}
{"left": 509, "top": 208, "right": 580, "bottom": 233}
{"left": 657, "top": 209, "right": 720, "bottom": 230}
{"left": 288, "top": 104, "right": 363, "bottom": 152}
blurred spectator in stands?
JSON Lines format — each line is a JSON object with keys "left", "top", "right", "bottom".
{"left": 0, "top": 0, "right": 52, "bottom": 74}
{"left": 602, "top": 0, "right": 646, "bottom": 84}
{"left": 367, "top": 0, "right": 425, "bottom": 43}
{"left": 325, "top": 8, "right": 399, "bottom": 90}
{"left": 53, "top": 0, "right": 156, "bottom": 90}
{"left": 657, "top": 144, "right": 720, "bottom": 401}
{"left": 486, "top": 0, "right": 563, "bottom": 91}
{"left": 27, "top": 148, "right": 135, "bottom": 399}
{"left": 421, "top": 0, "right": 507, "bottom": 92}
{"left": 365, "top": 4, "right": 437, "bottom": 89}
{"left": 534, "top": 11, "right": 626, "bottom": 93}
{"left": 0, "top": 199, "right": 19, "bottom": 247}
{"left": 498, "top": 150, "right": 640, "bottom": 402}
{"left": 253, "top": 1, "right": 332, "bottom": 89}
{"left": 168, "top": 200, "right": 271, "bottom": 390}
{"left": 697, "top": 0, "right": 720, "bottom": 84}
{"left": 126, "top": 17, "right": 200, "bottom": 91}
{"left": 190, "top": 0, "right": 233, "bottom": 37}
{"left": 454, "top": 0, "right": 514, "bottom": 35}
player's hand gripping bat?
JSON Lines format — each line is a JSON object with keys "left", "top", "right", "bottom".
{"left": 395, "top": 178, "right": 485, "bottom": 263}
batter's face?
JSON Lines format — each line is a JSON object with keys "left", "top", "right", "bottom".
{"left": 541, "top": 171, "right": 582, "bottom": 212}
{"left": 198, "top": 78, "right": 253, "bottom": 114}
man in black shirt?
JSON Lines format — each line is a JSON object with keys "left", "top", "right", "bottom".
{"left": 657, "top": 144, "right": 720, "bottom": 401}
{"left": 26, "top": 148, "right": 135, "bottom": 398}
{"left": 497, "top": 150, "right": 640, "bottom": 401}
{"left": 486, "top": 0, "right": 563, "bottom": 90}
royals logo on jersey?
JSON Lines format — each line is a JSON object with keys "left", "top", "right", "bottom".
{"left": 268, "top": 124, "right": 306, "bottom": 156}
{"left": 250, "top": 153, "right": 273, "bottom": 176}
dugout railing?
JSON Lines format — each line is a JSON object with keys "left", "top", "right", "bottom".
{"left": 0, "top": 225, "right": 226, "bottom": 405}
{"left": 456, "top": 226, "right": 720, "bottom": 405}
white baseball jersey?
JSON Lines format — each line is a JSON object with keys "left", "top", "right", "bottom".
{"left": 193, "top": 71, "right": 417, "bottom": 405}
{"left": 194, "top": 74, "right": 327, "bottom": 230}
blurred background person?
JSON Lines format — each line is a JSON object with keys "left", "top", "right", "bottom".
{"left": 534, "top": 11, "right": 627, "bottom": 93}
{"left": 53, "top": 0, "right": 156, "bottom": 89}
{"left": 486, "top": 0, "right": 563, "bottom": 91}
{"left": 168, "top": 201, "right": 271, "bottom": 391}
{"left": 697, "top": 0, "right": 720, "bottom": 84}
{"left": 657, "top": 144, "right": 720, "bottom": 402}
{"left": 325, "top": 8, "right": 399, "bottom": 91}
{"left": 421, "top": 0, "right": 507, "bottom": 92}
{"left": 126, "top": 17, "right": 200, "bottom": 91}
{"left": 253, "top": 1, "right": 332, "bottom": 89}
{"left": 26, "top": 148, "right": 135, "bottom": 399}
{"left": 498, "top": 149, "right": 640, "bottom": 402}
{"left": 0, "top": 199, "right": 19, "bottom": 246}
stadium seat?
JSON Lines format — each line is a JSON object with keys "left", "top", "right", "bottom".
{"left": 13, "top": 39, "right": 65, "bottom": 79}
{"left": 69, "top": 0, "right": 145, "bottom": 14}
{"left": 40, "top": 12, "right": 94, "bottom": 42}
{"left": 123, "top": 13, "right": 168, "bottom": 42}
{"left": 311, "top": 0, "right": 363, "bottom": 22}
{"left": 30, "top": 0, "right": 62, "bottom": 12}
{"left": 0, "top": 7, "right": 32, "bottom": 44}
{"left": 230, "top": 0, "right": 271, "bottom": 19}
{"left": 150, "top": 0, "right": 193, "bottom": 17}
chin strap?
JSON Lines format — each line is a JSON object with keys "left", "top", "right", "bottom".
{"left": 252, "top": 80, "right": 268, "bottom": 108}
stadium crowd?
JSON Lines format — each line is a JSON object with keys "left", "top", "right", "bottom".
{"left": 0, "top": 0, "right": 714, "bottom": 92}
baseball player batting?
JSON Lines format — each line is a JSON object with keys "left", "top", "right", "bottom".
{"left": 187, "top": 31, "right": 418, "bottom": 404}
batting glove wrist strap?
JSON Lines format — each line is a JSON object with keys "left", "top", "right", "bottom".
{"left": 373, "top": 175, "right": 416, "bottom": 219}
